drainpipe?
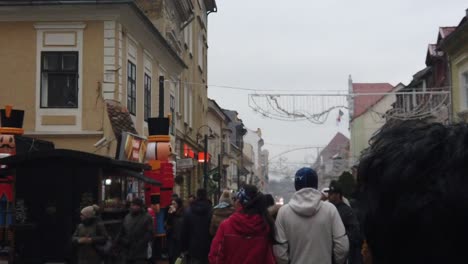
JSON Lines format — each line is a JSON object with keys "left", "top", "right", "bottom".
{"left": 447, "top": 55, "right": 454, "bottom": 124}
{"left": 159, "top": 76, "right": 165, "bottom": 118}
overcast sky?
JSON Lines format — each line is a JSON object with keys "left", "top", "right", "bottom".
{"left": 207, "top": 0, "right": 467, "bottom": 179}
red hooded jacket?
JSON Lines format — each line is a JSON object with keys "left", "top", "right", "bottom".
{"left": 209, "top": 211, "right": 276, "bottom": 264}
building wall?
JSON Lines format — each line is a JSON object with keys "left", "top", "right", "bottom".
{"left": 0, "top": 20, "right": 105, "bottom": 146}
{"left": 137, "top": 0, "right": 213, "bottom": 194}
{"left": 0, "top": 22, "right": 37, "bottom": 130}
{"left": 226, "top": 150, "right": 239, "bottom": 190}
{"left": 242, "top": 143, "right": 255, "bottom": 183}
{"left": 207, "top": 109, "right": 222, "bottom": 166}
{"left": 350, "top": 94, "right": 395, "bottom": 163}
{"left": 259, "top": 149, "right": 269, "bottom": 191}
{"left": 0, "top": 3, "right": 187, "bottom": 159}
{"left": 450, "top": 50, "right": 468, "bottom": 119}
{"left": 82, "top": 21, "right": 105, "bottom": 132}
{"left": 244, "top": 130, "right": 261, "bottom": 169}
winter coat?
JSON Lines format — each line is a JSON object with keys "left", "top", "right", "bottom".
{"left": 166, "top": 209, "right": 184, "bottom": 264}
{"left": 334, "top": 202, "right": 363, "bottom": 264}
{"left": 166, "top": 209, "right": 184, "bottom": 241}
{"left": 182, "top": 199, "right": 212, "bottom": 259}
{"left": 72, "top": 217, "right": 109, "bottom": 264}
{"left": 116, "top": 210, "right": 154, "bottom": 261}
{"left": 274, "top": 188, "right": 349, "bottom": 264}
{"left": 209, "top": 203, "right": 235, "bottom": 236}
{"left": 268, "top": 204, "right": 282, "bottom": 221}
{"left": 209, "top": 211, "right": 276, "bottom": 264}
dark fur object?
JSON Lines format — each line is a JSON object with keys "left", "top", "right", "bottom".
{"left": 358, "top": 120, "right": 468, "bottom": 264}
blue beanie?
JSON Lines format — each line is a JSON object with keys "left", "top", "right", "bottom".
{"left": 294, "top": 167, "right": 318, "bottom": 191}
{"left": 236, "top": 188, "right": 251, "bottom": 205}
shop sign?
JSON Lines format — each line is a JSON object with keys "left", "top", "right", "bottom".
{"left": 177, "top": 158, "right": 194, "bottom": 169}
{"left": 118, "top": 132, "right": 148, "bottom": 163}
{"left": 183, "top": 144, "right": 196, "bottom": 159}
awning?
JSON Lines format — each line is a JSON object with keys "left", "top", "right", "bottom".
{"left": 0, "top": 149, "right": 161, "bottom": 185}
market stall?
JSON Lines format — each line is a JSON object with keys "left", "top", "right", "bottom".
{"left": 0, "top": 149, "right": 160, "bottom": 263}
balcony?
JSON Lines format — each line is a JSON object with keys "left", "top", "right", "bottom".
{"left": 389, "top": 89, "right": 451, "bottom": 122}
{"left": 174, "top": 0, "right": 194, "bottom": 22}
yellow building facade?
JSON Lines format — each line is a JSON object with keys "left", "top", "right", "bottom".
{"left": 440, "top": 12, "right": 468, "bottom": 121}
{"left": 0, "top": 1, "right": 209, "bottom": 166}
{"left": 135, "top": 0, "right": 217, "bottom": 197}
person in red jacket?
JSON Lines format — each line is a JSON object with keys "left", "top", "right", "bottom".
{"left": 209, "top": 185, "right": 276, "bottom": 264}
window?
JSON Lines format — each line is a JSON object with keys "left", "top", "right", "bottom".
{"left": 183, "top": 26, "right": 189, "bottom": 46}
{"left": 40, "top": 52, "right": 78, "bottom": 108}
{"left": 198, "top": 0, "right": 207, "bottom": 27}
{"left": 188, "top": 86, "right": 193, "bottom": 127}
{"left": 174, "top": 79, "right": 181, "bottom": 114}
{"left": 183, "top": 84, "right": 193, "bottom": 127}
{"left": 198, "top": 33, "right": 204, "bottom": 70}
{"left": 127, "top": 61, "right": 137, "bottom": 115}
{"left": 170, "top": 95, "right": 175, "bottom": 135}
{"left": 464, "top": 73, "right": 468, "bottom": 108}
{"left": 184, "top": 24, "right": 193, "bottom": 56}
{"left": 189, "top": 26, "right": 193, "bottom": 55}
{"left": 224, "top": 135, "right": 230, "bottom": 153}
{"left": 184, "top": 84, "right": 189, "bottom": 124}
{"left": 144, "top": 74, "right": 151, "bottom": 121}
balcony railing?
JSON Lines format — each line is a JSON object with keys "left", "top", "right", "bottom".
{"left": 389, "top": 89, "right": 451, "bottom": 121}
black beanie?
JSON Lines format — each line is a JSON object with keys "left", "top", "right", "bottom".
{"left": 294, "top": 167, "right": 318, "bottom": 191}
{"left": 131, "top": 198, "right": 144, "bottom": 207}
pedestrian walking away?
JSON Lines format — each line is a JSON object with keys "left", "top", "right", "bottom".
{"left": 209, "top": 185, "right": 276, "bottom": 264}
{"left": 328, "top": 181, "right": 363, "bottom": 264}
{"left": 274, "top": 167, "right": 349, "bottom": 264}
{"left": 72, "top": 205, "right": 109, "bottom": 264}
{"left": 115, "top": 198, "right": 154, "bottom": 264}
{"left": 265, "top": 193, "right": 281, "bottom": 221}
{"left": 209, "top": 190, "right": 235, "bottom": 236}
{"left": 181, "top": 189, "right": 212, "bottom": 264}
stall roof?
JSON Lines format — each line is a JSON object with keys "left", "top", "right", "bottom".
{"left": 0, "top": 149, "right": 161, "bottom": 185}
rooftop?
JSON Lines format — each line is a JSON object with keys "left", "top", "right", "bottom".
{"left": 320, "top": 132, "right": 349, "bottom": 160}
{"left": 106, "top": 100, "right": 138, "bottom": 140}
{"left": 439, "top": 27, "right": 456, "bottom": 39}
{"left": 352, "top": 83, "right": 395, "bottom": 119}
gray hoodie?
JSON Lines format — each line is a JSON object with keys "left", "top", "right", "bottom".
{"left": 274, "top": 188, "right": 349, "bottom": 264}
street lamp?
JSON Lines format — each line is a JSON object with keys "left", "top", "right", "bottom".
{"left": 196, "top": 125, "right": 215, "bottom": 190}
{"left": 236, "top": 124, "right": 247, "bottom": 189}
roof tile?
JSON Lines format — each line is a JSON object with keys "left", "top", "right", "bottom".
{"left": 352, "top": 83, "right": 394, "bottom": 119}
{"left": 106, "top": 100, "right": 137, "bottom": 140}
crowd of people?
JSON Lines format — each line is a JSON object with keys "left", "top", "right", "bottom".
{"left": 71, "top": 120, "right": 468, "bottom": 264}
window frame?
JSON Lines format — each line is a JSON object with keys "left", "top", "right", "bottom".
{"left": 40, "top": 51, "right": 79, "bottom": 109}
{"left": 127, "top": 61, "right": 137, "bottom": 116}
{"left": 144, "top": 73, "right": 152, "bottom": 121}
{"left": 198, "top": 0, "right": 207, "bottom": 27}
{"left": 188, "top": 86, "right": 193, "bottom": 127}
{"left": 198, "top": 33, "right": 204, "bottom": 70}
{"left": 184, "top": 83, "right": 189, "bottom": 124}
{"left": 170, "top": 94, "right": 176, "bottom": 135}
{"left": 464, "top": 72, "right": 468, "bottom": 109}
